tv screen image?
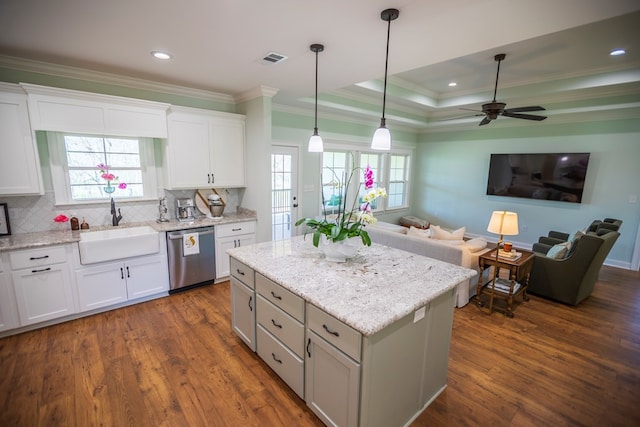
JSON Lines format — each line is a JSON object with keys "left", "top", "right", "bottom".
{"left": 486, "top": 153, "right": 590, "bottom": 203}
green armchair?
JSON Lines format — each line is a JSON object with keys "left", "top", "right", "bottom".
{"left": 528, "top": 230, "right": 620, "bottom": 305}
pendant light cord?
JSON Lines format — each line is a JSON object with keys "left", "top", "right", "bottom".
{"left": 381, "top": 15, "right": 392, "bottom": 120}
{"left": 314, "top": 49, "right": 319, "bottom": 132}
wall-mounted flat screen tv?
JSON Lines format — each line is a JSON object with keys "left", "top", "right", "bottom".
{"left": 486, "top": 153, "right": 590, "bottom": 203}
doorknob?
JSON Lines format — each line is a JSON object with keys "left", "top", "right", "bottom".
{"left": 293, "top": 195, "right": 298, "bottom": 208}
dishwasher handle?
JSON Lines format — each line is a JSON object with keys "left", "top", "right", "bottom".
{"left": 167, "top": 229, "right": 214, "bottom": 240}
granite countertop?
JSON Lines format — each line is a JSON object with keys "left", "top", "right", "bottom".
{"left": 0, "top": 209, "right": 257, "bottom": 252}
{"left": 227, "top": 236, "right": 476, "bottom": 336}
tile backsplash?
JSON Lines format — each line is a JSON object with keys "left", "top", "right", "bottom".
{"left": 0, "top": 188, "right": 241, "bottom": 234}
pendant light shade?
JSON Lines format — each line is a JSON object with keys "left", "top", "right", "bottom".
{"left": 372, "top": 8, "right": 399, "bottom": 151}
{"left": 309, "top": 44, "right": 324, "bottom": 153}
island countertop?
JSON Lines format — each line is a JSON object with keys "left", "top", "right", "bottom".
{"left": 227, "top": 236, "right": 476, "bottom": 336}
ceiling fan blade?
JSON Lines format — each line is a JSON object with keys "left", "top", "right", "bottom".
{"left": 439, "top": 113, "right": 484, "bottom": 121}
{"left": 504, "top": 106, "right": 546, "bottom": 113}
{"left": 479, "top": 117, "right": 492, "bottom": 126}
{"left": 502, "top": 111, "right": 547, "bottom": 121}
{"left": 460, "top": 107, "right": 483, "bottom": 113}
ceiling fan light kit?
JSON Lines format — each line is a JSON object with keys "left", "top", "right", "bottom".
{"left": 308, "top": 43, "right": 325, "bottom": 153}
{"left": 371, "top": 8, "right": 399, "bottom": 151}
{"left": 477, "top": 53, "right": 547, "bottom": 126}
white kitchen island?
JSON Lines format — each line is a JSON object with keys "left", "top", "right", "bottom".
{"left": 227, "top": 236, "right": 476, "bottom": 427}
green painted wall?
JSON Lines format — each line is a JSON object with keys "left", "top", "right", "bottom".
{"left": 415, "top": 119, "right": 640, "bottom": 268}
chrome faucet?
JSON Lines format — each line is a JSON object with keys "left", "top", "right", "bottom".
{"left": 110, "top": 197, "right": 123, "bottom": 226}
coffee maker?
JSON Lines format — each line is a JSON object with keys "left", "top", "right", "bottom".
{"left": 176, "top": 198, "right": 196, "bottom": 222}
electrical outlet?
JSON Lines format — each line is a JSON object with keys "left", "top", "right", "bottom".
{"left": 521, "top": 225, "right": 528, "bottom": 232}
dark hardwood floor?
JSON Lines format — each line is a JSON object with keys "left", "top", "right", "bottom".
{"left": 1, "top": 265, "right": 639, "bottom": 426}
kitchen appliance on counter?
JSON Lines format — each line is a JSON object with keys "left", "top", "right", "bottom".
{"left": 166, "top": 226, "right": 215, "bottom": 293}
{"left": 157, "top": 197, "right": 169, "bottom": 222}
{"left": 176, "top": 198, "right": 196, "bottom": 222}
{"left": 207, "top": 194, "right": 225, "bottom": 218}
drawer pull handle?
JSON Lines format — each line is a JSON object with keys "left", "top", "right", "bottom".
{"left": 120, "top": 267, "right": 124, "bottom": 280}
{"left": 271, "top": 319, "right": 283, "bottom": 329}
{"left": 307, "top": 338, "right": 311, "bottom": 357}
{"left": 236, "top": 269, "right": 245, "bottom": 276}
{"left": 270, "top": 291, "right": 282, "bottom": 300}
{"left": 126, "top": 266, "right": 130, "bottom": 278}
{"left": 29, "top": 255, "right": 49, "bottom": 260}
{"left": 322, "top": 324, "right": 340, "bottom": 337}
{"left": 248, "top": 296, "right": 253, "bottom": 312}
{"left": 232, "top": 228, "right": 242, "bottom": 231}
{"left": 31, "top": 267, "right": 51, "bottom": 273}
{"left": 271, "top": 353, "right": 282, "bottom": 364}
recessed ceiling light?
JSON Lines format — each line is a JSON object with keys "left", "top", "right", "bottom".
{"left": 448, "top": 82, "right": 457, "bottom": 87}
{"left": 610, "top": 49, "right": 626, "bottom": 56}
{"left": 151, "top": 51, "right": 172, "bottom": 60}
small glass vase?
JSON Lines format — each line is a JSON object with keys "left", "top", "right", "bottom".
{"left": 321, "top": 235, "right": 359, "bottom": 263}
{"left": 103, "top": 185, "right": 116, "bottom": 194}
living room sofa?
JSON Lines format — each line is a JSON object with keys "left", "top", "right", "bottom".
{"left": 366, "top": 222, "right": 491, "bottom": 307}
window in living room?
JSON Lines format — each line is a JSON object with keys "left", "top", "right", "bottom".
{"left": 321, "top": 148, "right": 410, "bottom": 215}
{"left": 388, "top": 154, "right": 410, "bottom": 209}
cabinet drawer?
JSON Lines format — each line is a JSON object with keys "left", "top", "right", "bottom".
{"left": 257, "top": 325, "right": 304, "bottom": 399}
{"left": 257, "top": 295, "right": 304, "bottom": 357}
{"left": 230, "top": 257, "right": 254, "bottom": 288}
{"left": 256, "top": 273, "right": 304, "bottom": 322}
{"left": 9, "top": 246, "right": 68, "bottom": 270}
{"left": 308, "top": 304, "right": 362, "bottom": 362}
{"left": 216, "top": 221, "right": 256, "bottom": 238}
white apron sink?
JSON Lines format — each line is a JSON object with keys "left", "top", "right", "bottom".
{"left": 79, "top": 226, "right": 160, "bottom": 265}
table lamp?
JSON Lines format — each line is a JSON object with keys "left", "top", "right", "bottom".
{"left": 487, "top": 210, "right": 519, "bottom": 260}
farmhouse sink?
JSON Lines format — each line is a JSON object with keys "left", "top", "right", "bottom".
{"left": 79, "top": 226, "right": 160, "bottom": 265}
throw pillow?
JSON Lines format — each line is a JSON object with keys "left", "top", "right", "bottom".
{"left": 546, "top": 242, "right": 571, "bottom": 259}
{"left": 431, "top": 225, "right": 465, "bottom": 240}
{"left": 465, "top": 237, "right": 488, "bottom": 252}
{"left": 566, "top": 230, "right": 585, "bottom": 257}
{"left": 407, "top": 226, "right": 431, "bottom": 240}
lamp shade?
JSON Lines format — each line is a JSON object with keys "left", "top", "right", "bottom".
{"left": 371, "top": 124, "right": 391, "bottom": 150}
{"left": 487, "top": 211, "right": 519, "bottom": 236}
{"left": 308, "top": 132, "right": 323, "bottom": 152}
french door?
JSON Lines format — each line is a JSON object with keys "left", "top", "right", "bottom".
{"left": 271, "top": 146, "right": 299, "bottom": 241}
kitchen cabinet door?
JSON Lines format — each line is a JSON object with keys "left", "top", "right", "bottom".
{"left": 165, "top": 111, "right": 212, "bottom": 188}
{"left": 125, "top": 255, "right": 169, "bottom": 300}
{"left": 0, "top": 86, "right": 44, "bottom": 195}
{"left": 12, "top": 263, "right": 76, "bottom": 325}
{"left": 216, "top": 234, "right": 255, "bottom": 279}
{"left": 230, "top": 277, "right": 256, "bottom": 351}
{"left": 210, "top": 116, "right": 245, "bottom": 187}
{"left": 305, "top": 330, "right": 360, "bottom": 427}
{"left": 76, "top": 261, "right": 128, "bottom": 312}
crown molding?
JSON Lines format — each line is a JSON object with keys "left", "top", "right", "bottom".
{"left": 235, "top": 86, "right": 279, "bottom": 103}
{"left": 0, "top": 54, "right": 235, "bottom": 104}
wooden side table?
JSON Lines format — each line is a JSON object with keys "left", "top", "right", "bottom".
{"left": 476, "top": 249, "right": 535, "bottom": 317}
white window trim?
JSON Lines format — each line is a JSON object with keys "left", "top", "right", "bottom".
{"left": 47, "top": 131, "right": 159, "bottom": 206}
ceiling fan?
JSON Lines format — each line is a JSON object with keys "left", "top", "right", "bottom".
{"left": 468, "top": 53, "right": 547, "bottom": 126}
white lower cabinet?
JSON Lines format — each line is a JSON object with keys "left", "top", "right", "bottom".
{"left": 75, "top": 254, "right": 169, "bottom": 312}
{"left": 305, "top": 305, "right": 361, "bottom": 427}
{"left": 230, "top": 258, "right": 256, "bottom": 351}
{"left": 0, "top": 256, "right": 19, "bottom": 332}
{"left": 215, "top": 221, "right": 256, "bottom": 279}
{"left": 9, "top": 245, "right": 76, "bottom": 326}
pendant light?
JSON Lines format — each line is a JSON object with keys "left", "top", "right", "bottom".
{"left": 308, "top": 43, "right": 325, "bottom": 152}
{"left": 371, "top": 8, "right": 399, "bottom": 151}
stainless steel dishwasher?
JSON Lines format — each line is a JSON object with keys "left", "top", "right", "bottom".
{"left": 166, "top": 226, "right": 215, "bottom": 293}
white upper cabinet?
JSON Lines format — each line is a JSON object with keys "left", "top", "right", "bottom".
{"left": 0, "top": 83, "right": 44, "bottom": 195}
{"left": 164, "top": 106, "right": 246, "bottom": 189}
{"left": 21, "top": 83, "right": 170, "bottom": 138}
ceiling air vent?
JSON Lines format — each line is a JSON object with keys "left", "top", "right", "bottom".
{"left": 261, "top": 52, "right": 288, "bottom": 64}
